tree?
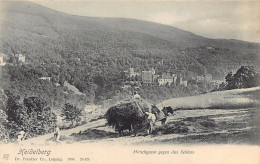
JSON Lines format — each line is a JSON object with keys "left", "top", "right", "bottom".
{"left": 4, "top": 90, "right": 23, "bottom": 122}
{"left": 24, "top": 97, "right": 46, "bottom": 113}
{"left": 225, "top": 72, "right": 233, "bottom": 83}
{"left": 23, "top": 97, "right": 57, "bottom": 136}
{"left": 0, "top": 90, "right": 29, "bottom": 141}
{"left": 233, "top": 65, "right": 259, "bottom": 88}
{"left": 61, "top": 103, "right": 82, "bottom": 126}
{"left": 225, "top": 72, "right": 235, "bottom": 90}
{"left": 225, "top": 66, "right": 260, "bottom": 90}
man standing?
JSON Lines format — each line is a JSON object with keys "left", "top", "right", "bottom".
{"left": 145, "top": 112, "right": 156, "bottom": 134}
{"left": 133, "top": 92, "right": 141, "bottom": 99}
{"left": 17, "top": 130, "right": 25, "bottom": 143}
{"left": 54, "top": 126, "right": 61, "bottom": 142}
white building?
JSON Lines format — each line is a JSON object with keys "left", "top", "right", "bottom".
{"left": 158, "top": 73, "right": 174, "bottom": 86}
{"left": 39, "top": 77, "right": 51, "bottom": 81}
{"left": 16, "top": 54, "right": 25, "bottom": 63}
{"left": 211, "top": 80, "right": 223, "bottom": 85}
{"left": 173, "top": 76, "right": 178, "bottom": 84}
{"left": 182, "top": 80, "right": 188, "bottom": 87}
{"left": 0, "top": 55, "right": 6, "bottom": 66}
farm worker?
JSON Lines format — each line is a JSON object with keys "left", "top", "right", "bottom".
{"left": 145, "top": 112, "right": 156, "bottom": 134}
{"left": 133, "top": 92, "right": 141, "bottom": 99}
{"left": 17, "top": 130, "right": 25, "bottom": 143}
{"left": 54, "top": 126, "right": 61, "bottom": 142}
{"left": 133, "top": 91, "right": 144, "bottom": 115}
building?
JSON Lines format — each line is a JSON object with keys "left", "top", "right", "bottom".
{"left": 152, "top": 74, "right": 159, "bottom": 83}
{"left": 158, "top": 77, "right": 172, "bottom": 86}
{"left": 158, "top": 73, "right": 175, "bottom": 86}
{"left": 0, "top": 55, "right": 6, "bottom": 66}
{"left": 211, "top": 80, "right": 223, "bottom": 85}
{"left": 141, "top": 68, "right": 158, "bottom": 84}
{"left": 142, "top": 71, "right": 153, "bottom": 84}
{"left": 0, "top": 56, "right": 4, "bottom": 64}
{"left": 151, "top": 68, "right": 156, "bottom": 75}
{"left": 127, "top": 67, "right": 140, "bottom": 81}
{"left": 16, "top": 54, "right": 25, "bottom": 63}
{"left": 121, "top": 83, "right": 131, "bottom": 89}
{"left": 206, "top": 46, "right": 214, "bottom": 50}
{"left": 39, "top": 77, "right": 51, "bottom": 81}
{"left": 173, "top": 76, "right": 178, "bottom": 84}
{"left": 182, "top": 80, "right": 188, "bottom": 87}
{"left": 176, "top": 77, "right": 183, "bottom": 86}
{"left": 129, "top": 67, "right": 135, "bottom": 77}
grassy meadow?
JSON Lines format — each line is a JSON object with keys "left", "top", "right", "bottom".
{"left": 157, "top": 87, "right": 260, "bottom": 110}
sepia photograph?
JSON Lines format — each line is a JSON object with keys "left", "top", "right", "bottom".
{"left": 0, "top": 0, "right": 259, "bottom": 163}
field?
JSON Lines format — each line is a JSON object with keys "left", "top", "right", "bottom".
{"left": 22, "top": 87, "right": 260, "bottom": 145}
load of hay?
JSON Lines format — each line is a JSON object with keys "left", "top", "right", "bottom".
{"left": 105, "top": 99, "right": 152, "bottom": 133}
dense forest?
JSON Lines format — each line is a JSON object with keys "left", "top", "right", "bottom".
{"left": 0, "top": 1, "right": 259, "bottom": 110}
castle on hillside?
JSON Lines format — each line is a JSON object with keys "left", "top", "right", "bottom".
{"left": 122, "top": 67, "right": 218, "bottom": 89}
{"left": 123, "top": 67, "right": 188, "bottom": 87}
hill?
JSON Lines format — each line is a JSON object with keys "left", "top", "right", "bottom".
{"left": 0, "top": 1, "right": 259, "bottom": 107}
{"left": 1, "top": 1, "right": 260, "bottom": 52}
{"left": 95, "top": 17, "right": 260, "bottom": 52}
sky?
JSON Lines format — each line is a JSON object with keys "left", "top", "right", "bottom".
{"left": 33, "top": 0, "right": 260, "bottom": 43}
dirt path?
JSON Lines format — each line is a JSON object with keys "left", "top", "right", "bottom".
{"left": 22, "top": 119, "right": 107, "bottom": 145}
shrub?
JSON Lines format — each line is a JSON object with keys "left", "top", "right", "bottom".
{"left": 61, "top": 103, "right": 82, "bottom": 125}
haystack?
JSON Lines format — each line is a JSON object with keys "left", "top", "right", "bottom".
{"left": 105, "top": 99, "right": 152, "bottom": 128}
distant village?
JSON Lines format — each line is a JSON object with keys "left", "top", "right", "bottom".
{"left": 121, "top": 67, "right": 222, "bottom": 89}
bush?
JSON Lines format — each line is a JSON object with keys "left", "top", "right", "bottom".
{"left": 61, "top": 103, "right": 83, "bottom": 126}
{"left": 225, "top": 66, "right": 260, "bottom": 90}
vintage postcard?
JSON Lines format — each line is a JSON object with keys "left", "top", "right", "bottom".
{"left": 0, "top": 0, "right": 259, "bottom": 163}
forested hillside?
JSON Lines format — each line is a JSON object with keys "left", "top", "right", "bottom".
{"left": 0, "top": 1, "right": 259, "bottom": 108}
